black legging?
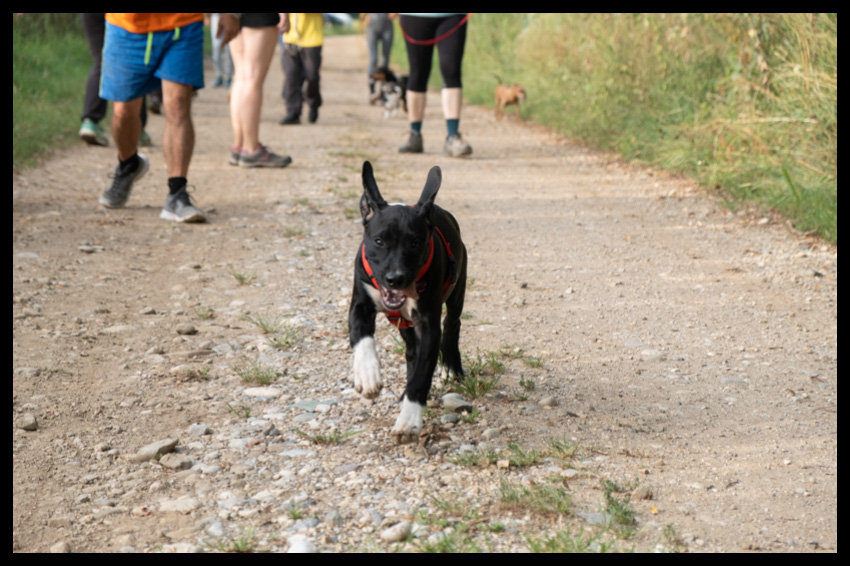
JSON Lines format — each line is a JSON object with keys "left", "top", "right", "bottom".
{"left": 400, "top": 14, "right": 467, "bottom": 92}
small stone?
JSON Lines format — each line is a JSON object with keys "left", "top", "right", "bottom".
{"left": 130, "top": 438, "right": 178, "bottom": 462}
{"left": 138, "top": 306, "right": 156, "bottom": 315}
{"left": 159, "top": 453, "right": 193, "bottom": 470}
{"left": 631, "top": 485, "right": 653, "bottom": 500}
{"left": 288, "top": 540, "right": 318, "bottom": 553}
{"left": 497, "top": 459, "right": 510, "bottom": 469}
{"left": 440, "top": 413, "right": 459, "bottom": 425}
{"left": 50, "top": 541, "right": 71, "bottom": 553}
{"left": 17, "top": 413, "right": 38, "bottom": 431}
{"left": 539, "top": 396, "right": 558, "bottom": 408}
{"left": 441, "top": 393, "right": 473, "bottom": 413}
{"left": 176, "top": 324, "right": 197, "bottom": 335}
{"left": 159, "top": 498, "right": 202, "bottom": 513}
{"left": 482, "top": 428, "right": 501, "bottom": 440}
{"left": 243, "top": 387, "right": 283, "bottom": 399}
{"left": 186, "top": 423, "right": 211, "bottom": 437}
{"left": 380, "top": 520, "right": 412, "bottom": 543}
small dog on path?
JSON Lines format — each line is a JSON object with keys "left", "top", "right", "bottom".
{"left": 494, "top": 76, "right": 527, "bottom": 120}
{"left": 349, "top": 161, "right": 467, "bottom": 444}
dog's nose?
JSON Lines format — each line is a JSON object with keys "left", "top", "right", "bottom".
{"left": 385, "top": 272, "right": 405, "bottom": 289}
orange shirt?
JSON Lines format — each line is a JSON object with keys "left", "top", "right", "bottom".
{"left": 105, "top": 13, "right": 204, "bottom": 34}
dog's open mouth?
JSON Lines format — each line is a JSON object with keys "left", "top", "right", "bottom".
{"left": 380, "top": 282, "right": 419, "bottom": 310}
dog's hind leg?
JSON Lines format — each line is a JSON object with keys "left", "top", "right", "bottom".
{"left": 440, "top": 247, "right": 467, "bottom": 380}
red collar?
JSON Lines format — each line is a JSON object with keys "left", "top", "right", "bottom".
{"left": 360, "top": 227, "right": 456, "bottom": 329}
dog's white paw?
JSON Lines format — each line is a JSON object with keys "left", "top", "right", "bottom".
{"left": 353, "top": 337, "right": 382, "bottom": 399}
{"left": 390, "top": 397, "right": 423, "bottom": 445}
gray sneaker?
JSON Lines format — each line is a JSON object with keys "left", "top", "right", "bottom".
{"left": 398, "top": 130, "right": 423, "bottom": 153}
{"left": 444, "top": 132, "right": 472, "bottom": 157}
{"left": 239, "top": 144, "right": 292, "bottom": 168}
{"left": 160, "top": 186, "right": 206, "bottom": 223}
{"left": 229, "top": 145, "right": 241, "bottom": 166}
{"left": 99, "top": 154, "right": 149, "bottom": 208}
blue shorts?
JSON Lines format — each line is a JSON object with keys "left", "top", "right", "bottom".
{"left": 100, "top": 20, "right": 204, "bottom": 102}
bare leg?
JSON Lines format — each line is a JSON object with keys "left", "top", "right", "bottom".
{"left": 161, "top": 80, "right": 194, "bottom": 177}
{"left": 229, "top": 26, "right": 277, "bottom": 153}
{"left": 111, "top": 98, "right": 143, "bottom": 161}
{"left": 408, "top": 90, "right": 426, "bottom": 124}
{"left": 441, "top": 87, "right": 462, "bottom": 120}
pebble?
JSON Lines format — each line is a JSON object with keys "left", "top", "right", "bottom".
{"left": 243, "top": 387, "right": 283, "bottom": 399}
{"left": 441, "top": 393, "right": 473, "bottom": 413}
{"left": 159, "top": 498, "right": 202, "bottom": 513}
{"left": 129, "top": 438, "right": 179, "bottom": 462}
{"left": 50, "top": 541, "right": 71, "bottom": 553}
{"left": 538, "top": 396, "right": 558, "bottom": 408}
{"left": 186, "top": 423, "right": 212, "bottom": 437}
{"left": 176, "top": 324, "right": 197, "bottom": 335}
{"left": 159, "top": 453, "right": 193, "bottom": 470}
{"left": 380, "top": 520, "right": 411, "bottom": 543}
{"left": 288, "top": 539, "right": 318, "bottom": 553}
{"left": 631, "top": 485, "right": 653, "bottom": 500}
{"left": 17, "top": 413, "right": 38, "bottom": 431}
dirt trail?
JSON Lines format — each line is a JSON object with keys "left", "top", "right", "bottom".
{"left": 13, "top": 35, "right": 836, "bottom": 552}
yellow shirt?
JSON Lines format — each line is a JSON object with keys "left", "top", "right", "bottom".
{"left": 282, "top": 13, "right": 323, "bottom": 48}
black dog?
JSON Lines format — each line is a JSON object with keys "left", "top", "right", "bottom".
{"left": 370, "top": 66, "right": 408, "bottom": 117}
{"left": 349, "top": 161, "right": 467, "bottom": 444}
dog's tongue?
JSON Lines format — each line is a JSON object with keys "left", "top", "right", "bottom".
{"left": 401, "top": 282, "right": 419, "bottom": 300}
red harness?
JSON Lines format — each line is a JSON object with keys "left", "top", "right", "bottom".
{"left": 361, "top": 227, "right": 456, "bottom": 329}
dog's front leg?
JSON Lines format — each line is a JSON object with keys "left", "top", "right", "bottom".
{"left": 391, "top": 323, "right": 441, "bottom": 445}
{"left": 350, "top": 293, "right": 382, "bottom": 399}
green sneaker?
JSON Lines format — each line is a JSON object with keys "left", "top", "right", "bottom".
{"left": 138, "top": 130, "right": 152, "bottom": 147}
{"left": 79, "top": 118, "right": 108, "bottom": 146}
{"left": 160, "top": 186, "right": 206, "bottom": 223}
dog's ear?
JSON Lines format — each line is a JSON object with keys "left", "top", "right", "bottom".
{"left": 361, "top": 161, "right": 387, "bottom": 224}
{"left": 414, "top": 166, "right": 442, "bottom": 223}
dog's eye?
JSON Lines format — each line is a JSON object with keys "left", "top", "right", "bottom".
{"left": 374, "top": 237, "right": 384, "bottom": 247}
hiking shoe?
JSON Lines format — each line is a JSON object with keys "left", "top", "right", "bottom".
{"left": 239, "top": 144, "right": 292, "bottom": 168}
{"left": 80, "top": 118, "right": 108, "bottom": 146}
{"left": 148, "top": 92, "right": 162, "bottom": 115}
{"left": 279, "top": 114, "right": 300, "bottom": 125}
{"left": 308, "top": 107, "right": 319, "bottom": 123}
{"left": 138, "top": 129, "right": 152, "bottom": 147}
{"left": 398, "top": 130, "right": 423, "bottom": 153}
{"left": 213, "top": 76, "right": 224, "bottom": 88}
{"left": 99, "top": 154, "right": 149, "bottom": 208}
{"left": 229, "top": 146, "right": 241, "bottom": 166}
{"left": 160, "top": 186, "right": 206, "bottom": 223}
{"left": 444, "top": 132, "right": 472, "bottom": 157}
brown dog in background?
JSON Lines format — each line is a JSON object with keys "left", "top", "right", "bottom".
{"left": 494, "top": 77, "right": 527, "bottom": 120}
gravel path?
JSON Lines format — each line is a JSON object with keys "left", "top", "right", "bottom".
{"left": 13, "top": 35, "right": 836, "bottom": 553}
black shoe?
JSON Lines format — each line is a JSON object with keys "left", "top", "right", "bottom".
{"left": 308, "top": 107, "right": 318, "bottom": 124}
{"left": 99, "top": 154, "right": 149, "bottom": 208}
{"left": 279, "top": 114, "right": 300, "bottom": 125}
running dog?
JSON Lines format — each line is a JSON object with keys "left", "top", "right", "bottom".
{"left": 370, "top": 66, "right": 408, "bottom": 118}
{"left": 349, "top": 161, "right": 467, "bottom": 444}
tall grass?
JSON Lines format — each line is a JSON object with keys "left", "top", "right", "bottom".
{"left": 390, "top": 14, "right": 837, "bottom": 243}
{"left": 13, "top": 15, "right": 91, "bottom": 169}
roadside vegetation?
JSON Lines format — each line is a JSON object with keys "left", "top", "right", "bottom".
{"left": 14, "top": 14, "right": 837, "bottom": 242}
{"left": 392, "top": 13, "right": 837, "bottom": 243}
